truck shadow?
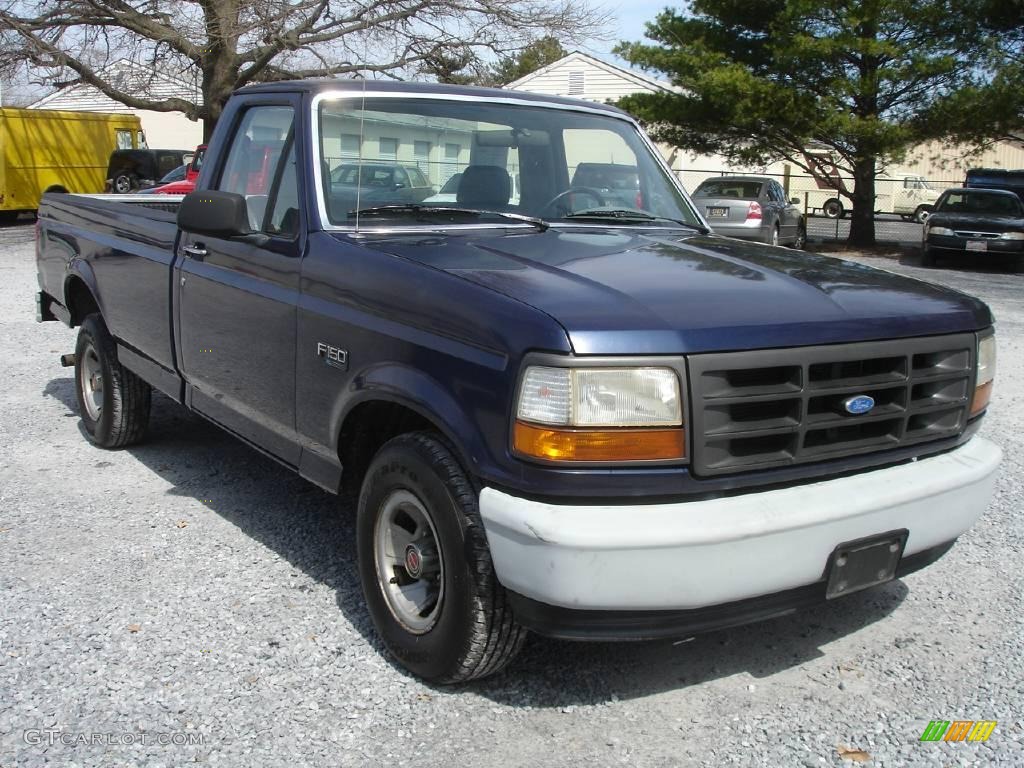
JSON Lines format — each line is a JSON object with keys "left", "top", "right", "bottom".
{"left": 44, "top": 376, "right": 909, "bottom": 707}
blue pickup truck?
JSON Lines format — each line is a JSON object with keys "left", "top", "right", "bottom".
{"left": 35, "top": 80, "right": 1002, "bottom": 683}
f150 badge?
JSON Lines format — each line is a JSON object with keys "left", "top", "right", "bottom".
{"left": 317, "top": 342, "right": 348, "bottom": 371}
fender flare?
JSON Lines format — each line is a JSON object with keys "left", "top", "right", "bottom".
{"left": 334, "top": 362, "right": 496, "bottom": 474}
{"left": 62, "top": 260, "right": 104, "bottom": 325}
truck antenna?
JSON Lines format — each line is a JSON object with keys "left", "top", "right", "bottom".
{"left": 354, "top": 77, "right": 367, "bottom": 232}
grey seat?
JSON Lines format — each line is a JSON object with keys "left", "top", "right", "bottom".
{"left": 456, "top": 165, "right": 511, "bottom": 208}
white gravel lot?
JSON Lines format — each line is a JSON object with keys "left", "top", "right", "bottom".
{"left": 1, "top": 222, "right": 1021, "bottom": 767}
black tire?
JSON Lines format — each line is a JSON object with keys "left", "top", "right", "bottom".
{"left": 823, "top": 198, "right": 844, "bottom": 219}
{"left": 913, "top": 205, "right": 931, "bottom": 224}
{"left": 0, "top": 210, "right": 18, "bottom": 225}
{"left": 791, "top": 223, "right": 807, "bottom": 249}
{"left": 113, "top": 172, "right": 137, "bottom": 193}
{"left": 74, "top": 313, "right": 151, "bottom": 448}
{"left": 356, "top": 432, "right": 526, "bottom": 683}
{"left": 921, "top": 248, "right": 937, "bottom": 267}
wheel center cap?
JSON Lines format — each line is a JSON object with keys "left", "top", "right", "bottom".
{"left": 404, "top": 545, "right": 422, "bottom": 579}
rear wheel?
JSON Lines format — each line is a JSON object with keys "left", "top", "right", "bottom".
{"left": 75, "top": 313, "right": 151, "bottom": 447}
{"left": 113, "top": 172, "right": 137, "bottom": 193}
{"left": 913, "top": 205, "right": 931, "bottom": 224}
{"left": 0, "top": 211, "right": 18, "bottom": 225}
{"left": 823, "top": 198, "right": 844, "bottom": 219}
{"left": 356, "top": 432, "right": 526, "bottom": 683}
{"left": 791, "top": 223, "right": 807, "bottom": 249}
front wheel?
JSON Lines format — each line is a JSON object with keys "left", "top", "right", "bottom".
{"left": 75, "top": 314, "right": 151, "bottom": 447}
{"left": 356, "top": 432, "right": 526, "bottom": 683}
{"left": 921, "top": 248, "right": 937, "bottom": 267}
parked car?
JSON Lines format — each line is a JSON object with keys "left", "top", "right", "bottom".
{"left": 422, "top": 172, "right": 462, "bottom": 203}
{"left": 36, "top": 79, "right": 1000, "bottom": 684}
{"left": 0, "top": 107, "right": 142, "bottom": 221}
{"left": 105, "top": 148, "right": 191, "bottom": 193}
{"left": 923, "top": 187, "right": 1024, "bottom": 268}
{"left": 147, "top": 144, "right": 207, "bottom": 195}
{"left": 328, "top": 162, "right": 434, "bottom": 206}
{"left": 570, "top": 162, "right": 642, "bottom": 210}
{"left": 691, "top": 176, "right": 806, "bottom": 247}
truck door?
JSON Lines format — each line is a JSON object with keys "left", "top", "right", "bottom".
{"left": 175, "top": 101, "right": 305, "bottom": 464}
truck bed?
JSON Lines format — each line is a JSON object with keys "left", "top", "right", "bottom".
{"left": 37, "top": 193, "right": 185, "bottom": 384}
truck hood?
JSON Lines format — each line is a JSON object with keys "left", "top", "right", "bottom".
{"left": 352, "top": 228, "right": 992, "bottom": 354}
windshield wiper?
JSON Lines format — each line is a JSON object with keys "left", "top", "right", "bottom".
{"left": 350, "top": 204, "right": 549, "bottom": 232}
{"left": 563, "top": 208, "right": 708, "bottom": 233}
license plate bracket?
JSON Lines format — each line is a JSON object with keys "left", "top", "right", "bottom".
{"left": 966, "top": 240, "right": 988, "bottom": 252}
{"left": 707, "top": 207, "right": 728, "bottom": 217}
{"left": 825, "top": 530, "right": 908, "bottom": 599}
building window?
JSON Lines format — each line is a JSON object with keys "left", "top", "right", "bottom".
{"left": 568, "top": 71, "right": 585, "bottom": 95}
{"left": 340, "top": 134, "right": 360, "bottom": 159}
{"left": 414, "top": 140, "right": 432, "bottom": 177}
{"left": 379, "top": 137, "right": 399, "bottom": 161}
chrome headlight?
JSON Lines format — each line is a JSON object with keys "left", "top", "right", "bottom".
{"left": 514, "top": 365, "right": 685, "bottom": 462}
{"left": 928, "top": 226, "right": 955, "bottom": 236}
{"left": 998, "top": 231, "right": 1024, "bottom": 240}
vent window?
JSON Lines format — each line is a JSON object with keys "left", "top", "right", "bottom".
{"left": 568, "top": 71, "right": 585, "bottom": 95}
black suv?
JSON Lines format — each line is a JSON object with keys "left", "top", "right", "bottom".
{"left": 106, "top": 149, "right": 192, "bottom": 193}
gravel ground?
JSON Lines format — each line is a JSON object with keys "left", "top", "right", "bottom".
{"left": 1, "top": 222, "right": 1022, "bottom": 767}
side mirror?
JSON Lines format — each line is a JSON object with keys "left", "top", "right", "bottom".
{"left": 178, "top": 190, "right": 250, "bottom": 238}
{"left": 790, "top": 197, "right": 800, "bottom": 205}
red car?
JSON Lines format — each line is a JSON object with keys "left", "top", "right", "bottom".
{"left": 149, "top": 144, "right": 206, "bottom": 194}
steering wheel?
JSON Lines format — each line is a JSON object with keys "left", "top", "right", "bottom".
{"left": 541, "top": 187, "right": 608, "bottom": 217}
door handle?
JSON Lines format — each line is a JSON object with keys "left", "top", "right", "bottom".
{"left": 182, "top": 244, "right": 208, "bottom": 260}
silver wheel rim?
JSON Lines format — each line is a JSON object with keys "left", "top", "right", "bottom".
{"left": 373, "top": 489, "right": 444, "bottom": 634}
{"left": 115, "top": 177, "right": 130, "bottom": 193}
{"left": 79, "top": 343, "right": 103, "bottom": 421}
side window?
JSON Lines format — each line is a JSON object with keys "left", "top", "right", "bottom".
{"left": 217, "top": 105, "right": 294, "bottom": 230}
{"left": 115, "top": 129, "right": 133, "bottom": 150}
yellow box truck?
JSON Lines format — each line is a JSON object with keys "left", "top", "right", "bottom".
{"left": 0, "top": 107, "right": 143, "bottom": 221}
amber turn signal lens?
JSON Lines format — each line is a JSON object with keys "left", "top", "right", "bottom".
{"left": 971, "top": 380, "right": 993, "bottom": 416}
{"left": 513, "top": 421, "right": 685, "bottom": 462}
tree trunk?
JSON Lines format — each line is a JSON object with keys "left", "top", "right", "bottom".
{"left": 848, "top": 156, "right": 877, "bottom": 247}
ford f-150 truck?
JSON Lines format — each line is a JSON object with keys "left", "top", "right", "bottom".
{"left": 35, "top": 80, "right": 1002, "bottom": 684}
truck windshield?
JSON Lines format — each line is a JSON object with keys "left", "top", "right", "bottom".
{"left": 316, "top": 96, "right": 702, "bottom": 230}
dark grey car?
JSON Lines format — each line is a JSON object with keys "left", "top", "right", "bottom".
{"left": 691, "top": 176, "right": 806, "bottom": 247}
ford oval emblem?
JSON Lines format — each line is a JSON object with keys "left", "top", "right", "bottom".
{"left": 844, "top": 395, "right": 875, "bottom": 415}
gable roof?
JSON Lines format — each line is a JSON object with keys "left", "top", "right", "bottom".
{"left": 504, "top": 51, "right": 677, "bottom": 94}
{"left": 29, "top": 59, "right": 197, "bottom": 112}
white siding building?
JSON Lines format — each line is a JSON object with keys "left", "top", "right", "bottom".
{"left": 505, "top": 51, "right": 687, "bottom": 172}
{"left": 28, "top": 60, "right": 203, "bottom": 150}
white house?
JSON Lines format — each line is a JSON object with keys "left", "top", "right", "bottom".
{"left": 28, "top": 60, "right": 203, "bottom": 150}
{"left": 504, "top": 51, "right": 688, "bottom": 172}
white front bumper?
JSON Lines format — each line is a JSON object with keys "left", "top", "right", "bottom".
{"left": 479, "top": 437, "right": 1002, "bottom": 611}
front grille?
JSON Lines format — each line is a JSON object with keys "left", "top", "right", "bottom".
{"left": 688, "top": 334, "right": 976, "bottom": 476}
{"left": 953, "top": 230, "right": 1000, "bottom": 239}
